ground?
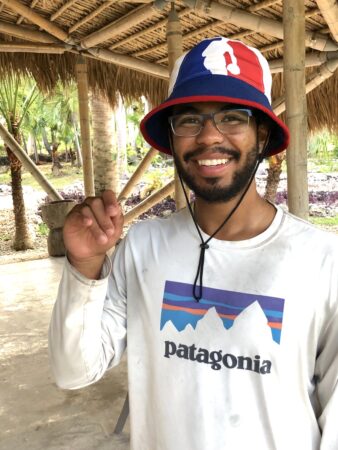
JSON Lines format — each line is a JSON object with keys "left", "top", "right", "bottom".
{"left": 0, "top": 190, "right": 130, "bottom": 450}
{"left": 0, "top": 257, "right": 130, "bottom": 450}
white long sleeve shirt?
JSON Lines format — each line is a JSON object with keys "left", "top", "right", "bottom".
{"left": 49, "top": 206, "right": 338, "bottom": 450}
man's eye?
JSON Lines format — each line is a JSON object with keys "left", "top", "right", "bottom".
{"left": 176, "top": 115, "right": 201, "bottom": 126}
{"left": 218, "top": 112, "right": 247, "bottom": 124}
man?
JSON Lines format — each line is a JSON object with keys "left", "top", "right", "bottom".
{"left": 49, "top": 37, "right": 338, "bottom": 449}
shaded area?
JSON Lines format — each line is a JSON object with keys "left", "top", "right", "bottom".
{"left": 0, "top": 258, "right": 129, "bottom": 450}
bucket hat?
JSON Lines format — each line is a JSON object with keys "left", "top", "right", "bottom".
{"left": 140, "top": 37, "right": 289, "bottom": 157}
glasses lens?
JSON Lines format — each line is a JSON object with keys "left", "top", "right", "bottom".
{"left": 171, "top": 114, "right": 202, "bottom": 136}
{"left": 215, "top": 110, "right": 251, "bottom": 135}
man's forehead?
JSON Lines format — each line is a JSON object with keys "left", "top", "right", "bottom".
{"left": 172, "top": 102, "right": 243, "bottom": 114}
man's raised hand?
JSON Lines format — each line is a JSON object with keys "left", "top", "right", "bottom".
{"left": 63, "top": 190, "right": 124, "bottom": 279}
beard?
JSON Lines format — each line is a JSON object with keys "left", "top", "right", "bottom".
{"left": 173, "top": 145, "right": 260, "bottom": 203}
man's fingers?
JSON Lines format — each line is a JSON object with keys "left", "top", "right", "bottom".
{"left": 81, "top": 205, "right": 111, "bottom": 244}
{"left": 82, "top": 198, "right": 116, "bottom": 237}
{"left": 102, "top": 190, "right": 121, "bottom": 217}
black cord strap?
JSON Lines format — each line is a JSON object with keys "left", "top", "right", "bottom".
{"left": 168, "top": 128, "right": 269, "bottom": 303}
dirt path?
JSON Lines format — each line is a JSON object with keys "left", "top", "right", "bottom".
{"left": 0, "top": 258, "right": 129, "bottom": 450}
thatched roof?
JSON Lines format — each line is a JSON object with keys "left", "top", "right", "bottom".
{"left": 0, "top": 0, "right": 337, "bottom": 132}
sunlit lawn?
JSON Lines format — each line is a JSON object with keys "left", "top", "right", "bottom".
{"left": 0, "top": 162, "right": 83, "bottom": 191}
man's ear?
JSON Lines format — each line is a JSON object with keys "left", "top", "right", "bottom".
{"left": 257, "top": 123, "right": 270, "bottom": 154}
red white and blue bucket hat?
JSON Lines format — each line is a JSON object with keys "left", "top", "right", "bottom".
{"left": 140, "top": 37, "right": 289, "bottom": 157}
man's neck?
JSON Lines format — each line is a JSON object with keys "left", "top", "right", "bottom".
{"left": 193, "top": 183, "right": 276, "bottom": 241}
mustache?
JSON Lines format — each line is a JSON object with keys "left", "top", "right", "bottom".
{"left": 183, "top": 147, "right": 241, "bottom": 163}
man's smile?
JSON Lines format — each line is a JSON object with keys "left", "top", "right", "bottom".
{"left": 197, "top": 158, "right": 230, "bottom": 166}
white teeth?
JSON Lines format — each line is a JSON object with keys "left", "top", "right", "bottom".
{"left": 197, "top": 159, "right": 229, "bottom": 166}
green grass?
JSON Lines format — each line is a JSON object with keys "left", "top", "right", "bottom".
{"left": 308, "top": 159, "right": 338, "bottom": 173}
{"left": 36, "top": 222, "right": 49, "bottom": 236}
{"left": 0, "top": 163, "right": 83, "bottom": 191}
{"left": 309, "top": 216, "right": 338, "bottom": 227}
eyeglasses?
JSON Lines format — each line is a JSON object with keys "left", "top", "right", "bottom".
{"left": 168, "top": 108, "right": 254, "bottom": 137}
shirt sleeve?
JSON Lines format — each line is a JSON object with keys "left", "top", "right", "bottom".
{"left": 48, "top": 241, "right": 127, "bottom": 390}
{"left": 315, "top": 260, "right": 338, "bottom": 449}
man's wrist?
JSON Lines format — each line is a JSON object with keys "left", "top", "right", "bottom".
{"left": 67, "top": 253, "right": 107, "bottom": 280}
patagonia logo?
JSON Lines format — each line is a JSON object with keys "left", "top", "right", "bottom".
{"left": 164, "top": 340, "right": 272, "bottom": 374}
{"left": 161, "top": 281, "right": 285, "bottom": 344}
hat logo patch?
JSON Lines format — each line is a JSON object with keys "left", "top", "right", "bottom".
{"left": 202, "top": 39, "right": 240, "bottom": 76}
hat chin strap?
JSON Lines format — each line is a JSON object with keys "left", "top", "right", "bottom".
{"left": 168, "top": 129, "right": 270, "bottom": 302}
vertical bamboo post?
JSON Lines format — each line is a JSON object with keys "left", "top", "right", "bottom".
{"left": 167, "top": 3, "right": 187, "bottom": 210}
{"left": 75, "top": 56, "right": 95, "bottom": 197}
{"left": 283, "top": 0, "right": 309, "bottom": 219}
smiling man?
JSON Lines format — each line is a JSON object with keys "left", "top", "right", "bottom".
{"left": 49, "top": 37, "right": 338, "bottom": 450}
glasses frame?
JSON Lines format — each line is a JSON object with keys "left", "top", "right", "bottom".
{"left": 168, "top": 108, "right": 254, "bottom": 137}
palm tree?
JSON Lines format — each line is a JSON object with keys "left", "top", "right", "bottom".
{"left": 0, "top": 74, "right": 39, "bottom": 250}
{"left": 264, "top": 152, "right": 286, "bottom": 203}
{"left": 91, "top": 92, "right": 119, "bottom": 195}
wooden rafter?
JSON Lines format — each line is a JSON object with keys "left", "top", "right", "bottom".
{"left": 0, "top": 42, "right": 70, "bottom": 53}
{"left": 50, "top": 0, "right": 78, "bottom": 22}
{"left": 109, "top": 8, "right": 190, "bottom": 51}
{"left": 184, "top": 0, "right": 338, "bottom": 51}
{"left": 80, "top": 3, "right": 161, "bottom": 49}
{"left": 1, "top": 0, "right": 75, "bottom": 44}
{"left": 316, "top": 0, "right": 338, "bottom": 43}
{"left": 0, "top": 20, "right": 60, "bottom": 44}
{"left": 17, "top": 0, "right": 39, "bottom": 25}
{"left": 86, "top": 47, "right": 169, "bottom": 79}
{"left": 260, "top": 41, "right": 283, "bottom": 53}
{"left": 270, "top": 50, "right": 338, "bottom": 72}
{"left": 248, "top": 0, "right": 280, "bottom": 12}
{"left": 69, "top": 1, "right": 115, "bottom": 34}
{"left": 132, "top": 1, "right": 280, "bottom": 61}
{"left": 0, "top": 122, "right": 63, "bottom": 201}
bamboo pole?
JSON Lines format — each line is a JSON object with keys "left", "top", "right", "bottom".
{"left": 0, "top": 122, "right": 62, "bottom": 201}
{"left": 109, "top": 9, "right": 191, "bottom": 51}
{"left": 260, "top": 41, "right": 283, "bottom": 53}
{"left": 17, "top": 0, "right": 39, "bottom": 25}
{"left": 167, "top": 3, "right": 187, "bottom": 211}
{"left": 303, "top": 58, "right": 338, "bottom": 91}
{"left": 1, "top": 0, "right": 75, "bottom": 44}
{"left": 69, "top": 1, "right": 115, "bottom": 34}
{"left": 50, "top": 0, "right": 78, "bottom": 22}
{"left": 80, "top": 3, "right": 160, "bottom": 49}
{"left": 124, "top": 180, "right": 175, "bottom": 225}
{"left": 272, "top": 58, "right": 338, "bottom": 116}
{"left": 75, "top": 56, "right": 95, "bottom": 197}
{"left": 118, "top": 147, "right": 158, "bottom": 202}
{"left": 248, "top": 0, "right": 279, "bottom": 12}
{"left": 0, "top": 43, "right": 69, "bottom": 53}
{"left": 0, "top": 21, "right": 60, "bottom": 44}
{"left": 184, "top": 0, "right": 338, "bottom": 51}
{"left": 316, "top": 0, "right": 338, "bottom": 42}
{"left": 87, "top": 48, "right": 169, "bottom": 79}
{"left": 133, "top": 0, "right": 280, "bottom": 59}
{"left": 283, "top": 0, "right": 308, "bottom": 219}
{"left": 269, "top": 50, "right": 338, "bottom": 73}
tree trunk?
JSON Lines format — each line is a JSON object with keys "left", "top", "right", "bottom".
{"left": 115, "top": 95, "right": 127, "bottom": 187}
{"left": 91, "top": 92, "right": 118, "bottom": 195}
{"left": 30, "top": 133, "right": 39, "bottom": 164}
{"left": 51, "top": 143, "right": 62, "bottom": 176}
{"left": 264, "top": 152, "right": 286, "bottom": 203}
{"left": 6, "top": 138, "right": 34, "bottom": 250}
{"left": 41, "top": 127, "right": 52, "bottom": 155}
{"left": 71, "top": 112, "right": 83, "bottom": 168}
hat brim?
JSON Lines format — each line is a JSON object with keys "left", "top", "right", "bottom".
{"left": 140, "top": 75, "right": 289, "bottom": 157}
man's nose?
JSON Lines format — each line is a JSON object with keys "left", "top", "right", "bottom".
{"left": 195, "top": 117, "right": 225, "bottom": 146}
